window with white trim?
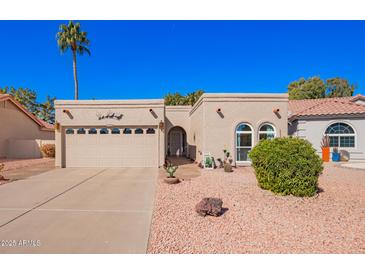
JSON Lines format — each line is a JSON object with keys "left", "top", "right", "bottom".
{"left": 135, "top": 128, "right": 143, "bottom": 134}
{"left": 325, "top": 122, "right": 355, "bottom": 148}
{"left": 77, "top": 128, "right": 86, "bottom": 134}
{"left": 258, "top": 123, "right": 276, "bottom": 140}
{"left": 66, "top": 128, "right": 74, "bottom": 134}
{"left": 100, "top": 128, "right": 109, "bottom": 134}
{"left": 88, "top": 128, "right": 97, "bottom": 134}
{"left": 111, "top": 128, "right": 120, "bottom": 134}
{"left": 235, "top": 123, "right": 253, "bottom": 162}
{"left": 123, "top": 128, "right": 132, "bottom": 134}
{"left": 146, "top": 128, "right": 155, "bottom": 134}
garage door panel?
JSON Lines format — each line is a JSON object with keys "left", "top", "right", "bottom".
{"left": 65, "top": 127, "right": 158, "bottom": 167}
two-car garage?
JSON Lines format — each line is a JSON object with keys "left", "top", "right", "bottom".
{"left": 55, "top": 99, "right": 165, "bottom": 168}
{"left": 64, "top": 126, "right": 159, "bottom": 167}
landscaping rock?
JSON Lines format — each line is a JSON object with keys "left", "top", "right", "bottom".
{"left": 195, "top": 197, "right": 223, "bottom": 217}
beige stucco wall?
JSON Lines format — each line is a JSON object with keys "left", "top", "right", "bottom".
{"left": 55, "top": 94, "right": 288, "bottom": 167}
{"left": 0, "top": 100, "right": 55, "bottom": 158}
{"left": 55, "top": 99, "right": 165, "bottom": 167}
{"left": 289, "top": 116, "right": 365, "bottom": 160}
{"left": 188, "top": 101, "right": 204, "bottom": 161}
{"left": 189, "top": 93, "right": 288, "bottom": 165}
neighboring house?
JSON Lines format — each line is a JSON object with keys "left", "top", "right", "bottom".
{"left": 0, "top": 94, "right": 55, "bottom": 159}
{"left": 55, "top": 93, "right": 288, "bottom": 167}
{"left": 288, "top": 94, "right": 365, "bottom": 160}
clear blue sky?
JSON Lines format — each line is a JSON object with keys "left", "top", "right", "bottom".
{"left": 0, "top": 20, "right": 364, "bottom": 101}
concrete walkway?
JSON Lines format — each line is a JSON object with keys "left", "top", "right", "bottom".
{"left": 340, "top": 162, "right": 365, "bottom": 170}
{"left": 0, "top": 167, "right": 157, "bottom": 253}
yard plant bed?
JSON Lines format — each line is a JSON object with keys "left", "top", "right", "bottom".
{"left": 148, "top": 164, "right": 365, "bottom": 253}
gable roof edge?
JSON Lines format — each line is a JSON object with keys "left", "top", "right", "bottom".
{"left": 0, "top": 94, "right": 54, "bottom": 131}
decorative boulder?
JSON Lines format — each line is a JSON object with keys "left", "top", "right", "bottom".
{"left": 195, "top": 197, "right": 223, "bottom": 217}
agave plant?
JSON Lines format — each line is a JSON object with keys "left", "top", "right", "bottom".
{"left": 164, "top": 163, "right": 178, "bottom": 178}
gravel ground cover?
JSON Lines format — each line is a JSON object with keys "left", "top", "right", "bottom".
{"left": 148, "top": 164, "right": 365, "bottom": 253}
{"left": 0, "top": 158, "right": 54, "bottom": 171}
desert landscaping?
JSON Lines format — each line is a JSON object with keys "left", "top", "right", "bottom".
{"left": 148, "top": 163, "right": 365, "bottom": 253}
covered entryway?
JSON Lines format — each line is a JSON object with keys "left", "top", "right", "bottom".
{"left": 64, "top": 126, "right": 158, "bottom": 167}
{"left": 167, "top": 126, "right": 186, "bottom": 156}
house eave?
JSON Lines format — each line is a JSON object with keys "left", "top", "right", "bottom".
{"left": 289, "top": 113, "right": 365, "bottom": 122}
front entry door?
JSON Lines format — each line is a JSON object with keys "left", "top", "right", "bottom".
{"left": 170, "top": 131, "right": 182, "bottom": 156}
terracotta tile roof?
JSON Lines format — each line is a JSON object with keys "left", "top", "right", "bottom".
{"left": 0, "top": 94, "right": 54, "bottom": 131}
{"left": 288, "top": 95, "right": 365, "bottom": 120}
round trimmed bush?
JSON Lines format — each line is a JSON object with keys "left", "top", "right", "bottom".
{"left": 249, "top": 137, "right": 323, "bottom": 197}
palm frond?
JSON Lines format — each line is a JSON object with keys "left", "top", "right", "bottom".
{"left": 56, "top": 21, "right": 91, "bottom": 56}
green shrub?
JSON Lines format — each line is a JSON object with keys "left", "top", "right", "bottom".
{"left": 249, "top": 137, "right": 323, "bottom": 197}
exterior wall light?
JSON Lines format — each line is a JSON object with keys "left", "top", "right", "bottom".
{"left": 159, "top": 121, "right": 164, "bottom": 131}
{"left": 55, "top": 122, "right": 60, "bottom": 131}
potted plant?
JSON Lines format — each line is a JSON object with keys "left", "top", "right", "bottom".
{"left": 203, "top": 154, "right": 214, "bottom": 169}
{"left": 163, "top": 163, "right": 179, "bottom": 184}
{"left": 332, "top": 147, "right": 341, "bottom": 162}
{"left": 321, "top": 135, "right": 330, "bottom": 162}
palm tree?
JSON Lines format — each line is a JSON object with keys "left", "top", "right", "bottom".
{"left": 56, "top": 21, "right": 90, "bottom": 100}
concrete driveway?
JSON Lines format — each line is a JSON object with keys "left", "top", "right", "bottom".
{"left": 0, "top": 167, "right": 157, "bottom": 253}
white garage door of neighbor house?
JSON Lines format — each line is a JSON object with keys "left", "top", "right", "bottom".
{"left": 65, "top": 127, "right": 158, "bottom": 167}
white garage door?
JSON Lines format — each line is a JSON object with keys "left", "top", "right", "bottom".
{"left": 64, "top": 127, "right": 158, "bottom": 167}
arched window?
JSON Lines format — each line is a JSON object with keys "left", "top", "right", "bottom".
{"left": 111, "top": 128, "right": 120, "bottom": 134}
{"left": 259, "top": 123, "right": 276, "bottom": 140}
{"left": 325, "top": 122, "right": 355, "bottom": 147}
{"left": 146, "top": 128, "right": 155, "bottom": 134}
{"left": 100, "top": 128, "right": 109, "bottom": 134}
{"left": 123, "top": 128, "right": 132, "bottom": 134}
{"left": 135, "top": 128, "right": 144, "bottom": 134}
{"left": 88, "top": 128, "right": 97, "bottom": 134}
{"left": 236, "top": 123, "right": 253, "bottom": 162}
{"left": 66, "top": 128, "right": 74, "bottom": 134}
{"left": 77, "top": 128, "right": 86, "bottom": 134}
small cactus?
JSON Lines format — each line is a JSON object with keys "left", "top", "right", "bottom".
{"left": 164, "top": 163, "right": 178, "bottom": 178}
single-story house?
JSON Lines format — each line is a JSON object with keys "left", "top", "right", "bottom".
{"left": 55, "top": 93, "right": 288, "bottom": 167}
{"left": 54, "top": 93, "right": 365, "bottom": 168}
{"left": 288, "top": 94, "right": 365, "bottom": 160}
{"left": 0, "top": 94, "right": 55, "bottom": 159}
